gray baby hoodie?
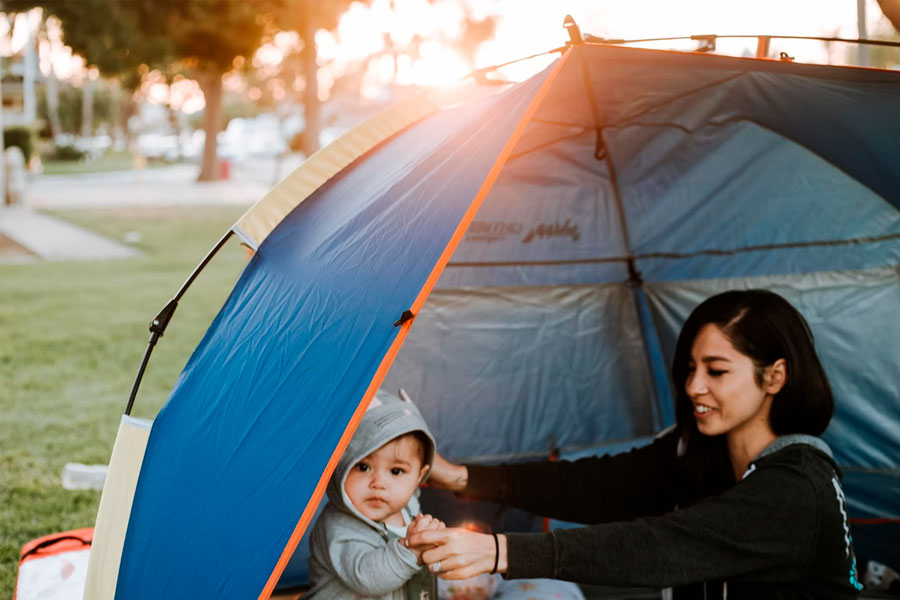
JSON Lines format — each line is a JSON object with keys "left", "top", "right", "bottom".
{"left": 306, "top": 390, "right": 436, "bottom": 600}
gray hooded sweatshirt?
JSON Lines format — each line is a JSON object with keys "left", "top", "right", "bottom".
{"left": 306, "top": 390, "right": 436, "bottom": 600}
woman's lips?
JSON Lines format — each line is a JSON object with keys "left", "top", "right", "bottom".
{"left": 693, "top": 404, "right": 715, "bottom": 419}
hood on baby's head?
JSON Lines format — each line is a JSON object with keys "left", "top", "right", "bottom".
{"left": 326, "top": 389, "right": 435, "bottom": 524}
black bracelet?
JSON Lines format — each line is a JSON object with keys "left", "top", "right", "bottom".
{"left": 490, "top": 532, "right": 499, "bottom": 574}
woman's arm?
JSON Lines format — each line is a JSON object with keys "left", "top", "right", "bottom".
{"left": 428, "top": 449, "right": 469, "bottom": 492}
{"left": 411, "top": 460, "right": 821, "bottom": 588}
{"left": 442, "top": 430, "right": 681, "bottom": 524}
{"left": 503, "top": 461, "right": 818, "bottom": 586}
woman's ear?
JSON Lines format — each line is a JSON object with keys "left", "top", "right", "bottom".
{"left": 764, "top": 358, "right": 787, "bottom": 395}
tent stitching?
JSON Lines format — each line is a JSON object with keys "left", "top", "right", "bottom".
{"left": 607, "top": 72, "right": 748, "bottom": 129}
{"left": 507, "top": 127, "right": 591, "bottom": 161}
{"left": 446, "top": 232, "right": 900, "bottom": 269}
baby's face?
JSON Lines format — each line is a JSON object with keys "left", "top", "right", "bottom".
{"left": 344, "top": 436, "right": 428, "bottom": 526}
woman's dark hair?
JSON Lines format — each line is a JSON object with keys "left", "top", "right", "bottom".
{"left": 672, "top": 289, "right": 834, "bottom": 500}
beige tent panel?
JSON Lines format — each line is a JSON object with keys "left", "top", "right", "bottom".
{"left": 232, "top": 95, "right": 439, "bottom": 250}
{"left": 84, "top": 415, "right": 152, "bottom": 600}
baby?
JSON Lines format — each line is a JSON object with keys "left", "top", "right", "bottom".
{"left": 307, "top": 390, "right": 444, "bottom": 599}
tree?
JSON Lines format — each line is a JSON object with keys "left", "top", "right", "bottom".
{"left": 37, "top": 78, "right": 115, "bottom": 136}
{"left": 5, "top": 0, "right": 285, "bottom": 180}
{"left": 159, "top": 0, "right": 284, "bottom": 179}
{"left": 277, "top": 1, "right": 352, "bottom": 157}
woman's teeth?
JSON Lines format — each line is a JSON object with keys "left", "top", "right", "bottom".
{"left": 696, "top": 405, "right": 711, "bottom": 413}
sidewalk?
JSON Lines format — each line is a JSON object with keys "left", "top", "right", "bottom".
{"left": 0, "top": 206, "right": 141, "bottom": 262}
{"left": 26, "top": 163, "right": 272, "bottom": 210}
{"left": 0, "top": 159, "right": 290, "bottom": 263}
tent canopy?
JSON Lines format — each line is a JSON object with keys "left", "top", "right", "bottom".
{"left": 108, "top": 44, "right": 900, "bottom": 599}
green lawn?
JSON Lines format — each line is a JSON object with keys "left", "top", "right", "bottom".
{"left": 0, "top": 206, "right": 250, "bottom": 594}
{"left": 41, "top": 150, "right": 188, "bottom": 175}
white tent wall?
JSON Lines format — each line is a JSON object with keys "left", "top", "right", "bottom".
{"left": 382, "top": 282, "right": 661, "bottom": 462}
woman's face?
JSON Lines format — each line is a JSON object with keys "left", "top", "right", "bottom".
{"left": 685, "top": 323, "right": 776, "bottom": 439}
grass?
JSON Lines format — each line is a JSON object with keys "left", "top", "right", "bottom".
{"left": 0, "top": 205, "right": 250, "bottom": 594}
{"left": 40, "top": 150, "right": 188, "bottom": 176}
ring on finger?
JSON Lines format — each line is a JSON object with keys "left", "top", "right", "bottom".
{"left": 431, "top": 561, "right": 441, "bottom": 573}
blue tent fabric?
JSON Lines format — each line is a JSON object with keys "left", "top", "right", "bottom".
{"left": 116, "top": 63, "right": 559, "bottom": 599}
{"left": 117, "top": 45, "right": 900, "bottom": 596}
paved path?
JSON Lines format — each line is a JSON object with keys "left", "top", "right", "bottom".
{"left": 0, "top": 158, "right": 299, "bottom": 263}
{"left": 26, "top": 163, "right": 273, "bottom": 210}
{"left": 0, "top": 206, "right": 141, "bottom": 262}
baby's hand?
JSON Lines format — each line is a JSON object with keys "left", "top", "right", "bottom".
{"left": 408, "top": 513, "right": 446, "bottom": 535}
{"left": 403, "top": 514, "right": 445, "bottom": 561}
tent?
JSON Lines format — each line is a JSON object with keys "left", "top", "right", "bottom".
{"left": 85, "top": 40, "right": 900, "bottom": 599}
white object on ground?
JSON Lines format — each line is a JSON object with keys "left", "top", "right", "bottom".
{"left": 61, "top": 463, "right": 108, "bottom": 491}
{"left": 4, "top": 146, "right": 27, "bottom": 205}
{"left": 16, "top": 548, "right": 89, "bottom": 600}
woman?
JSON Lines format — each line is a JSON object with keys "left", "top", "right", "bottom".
{"left": 405, "top": 290, "right": 863, "bottom": 599}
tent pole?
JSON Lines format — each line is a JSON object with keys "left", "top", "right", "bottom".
{"left": 124, "top": 230, "right": 235, "bottom": 416}
{"left": 574, "top": 43, "right": 674, "bottom": 429}
{"left": 597, "top": 127, "right": 675, "bottom": 430}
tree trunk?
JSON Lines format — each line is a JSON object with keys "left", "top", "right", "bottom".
{"left": 876, "top": 0, "right": 900, "bottom": 32}
{"left": 45, "top": 66, "right": 63, "bottom": 140}
{"left": 196, "top": 67, "right": 224, "bottom": 181}
{"left": 23, "top": 28, "right": 37, "bottom": 124}
{"left": 300, "top": 2, "right": 320, "bottom": 157}
{"left": 167, "top": 104, "right": 182, "bottom": 160}
{"left": 118, "top": 89, "right": 138, "bottom": 147}
{"left": 81, "top": 78, "right": 94, "bottom": 138}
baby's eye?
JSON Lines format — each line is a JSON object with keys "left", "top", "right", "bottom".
{"left": 355, "top": 463, "right": 370, "bottom": 472}
{"left": 390, "top": 468, "right": 405, "bottom": 476}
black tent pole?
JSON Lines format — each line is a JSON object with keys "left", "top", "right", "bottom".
{"left": 124, "top": 230, "right": 235, "bottom": 416}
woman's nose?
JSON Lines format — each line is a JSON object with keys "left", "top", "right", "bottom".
{"left": 686, "top": 372, "right": 706, "bottom": 396}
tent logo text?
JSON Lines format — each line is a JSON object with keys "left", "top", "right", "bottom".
{"left": 466, "top": 221, "right": 523, "bottom": 243}
{"left": 522, "top": 219, "right": 580, "bottom": 244}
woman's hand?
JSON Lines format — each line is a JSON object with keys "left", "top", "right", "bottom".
{"left": 426, "top": 449, "right": 469, "bottom": 492}
{"left": 405, "top": 527, "right": 507, "bottom": 580}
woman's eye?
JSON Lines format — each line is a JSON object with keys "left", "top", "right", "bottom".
{"left": 391, "top": 468, "right": 405, "bottom": 476}
{"left": 708, "top": 369, "right": 726, "bottom": 377}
